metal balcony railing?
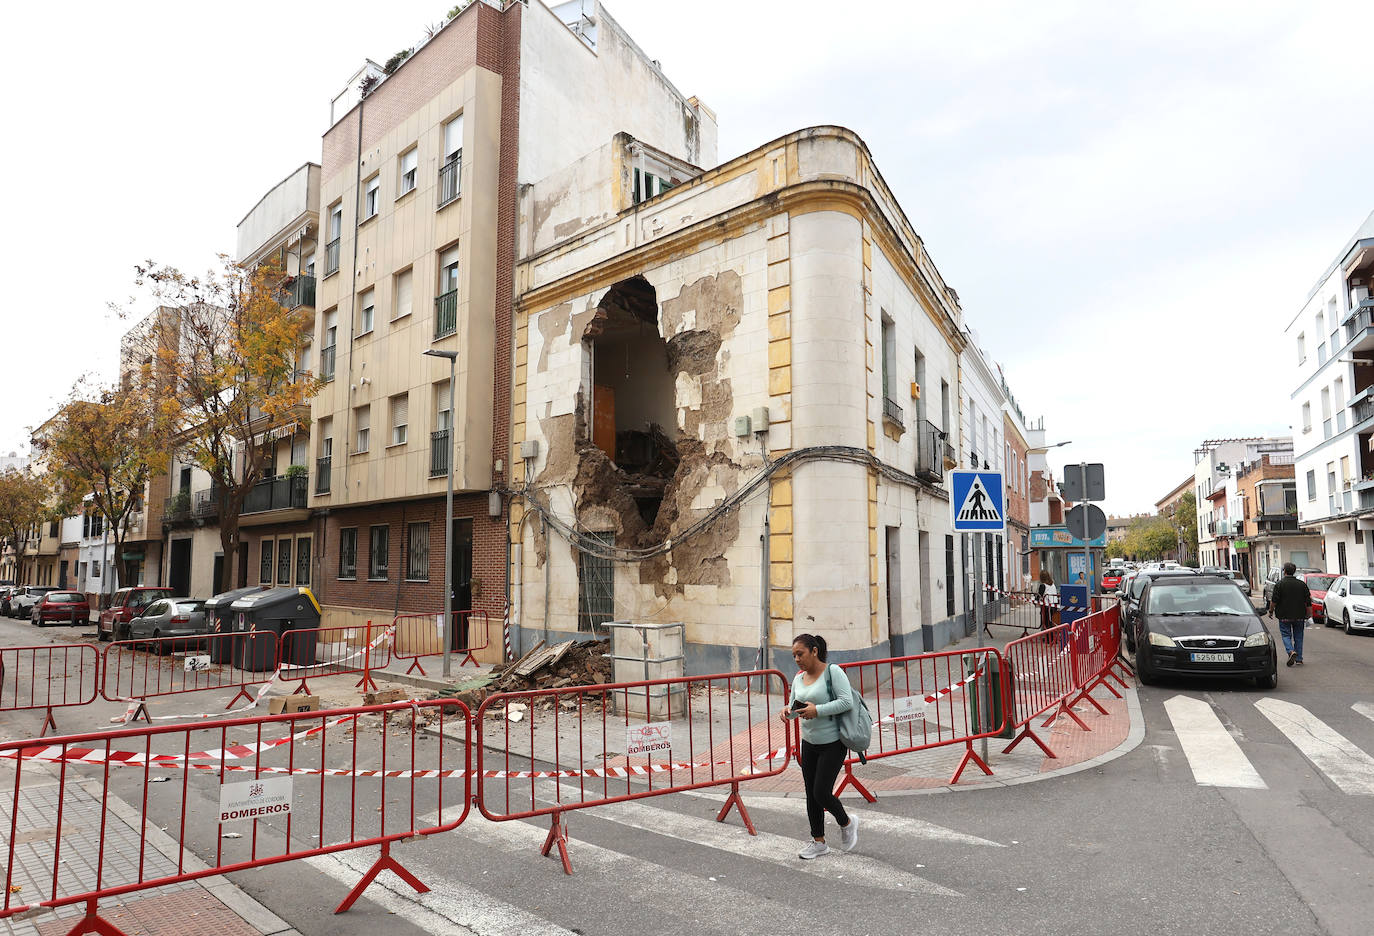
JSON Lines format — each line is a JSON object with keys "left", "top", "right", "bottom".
{"left": 1354, "top": 394, "right": 1374, "bottom": 426}
{"left": 315, "top": 456, "right": 332, "bottom": 494}
{"left": 242, "top": 474, "right": 309, "bottom": 515}
{"left": 882, "top": 396, "right": 904, "bottom": 425}
{"left": 437, "top": 155, "right": 461, "bottom": 207}
{"left": 324, "top": 238, "right": 340, "bottom": 276}
{"left": 434, "top": 289, "right": 458, "bottom": 339}
{"left": 430, "top": 429, "right": 450, "bottom": 478}
{"left": 915, "top": 419, "right": 945, "bottom": 482}
{"left": 163, "top": 492, "right": 191, "bottom": 523}
{"left": 281, "top": 274, "right": 316, "bottom": 310}
{"left": 192, "top": 488, "right": 219, "bottom": 520}
{"left": 320, "top": 344, "right": 336, "bottom": 381}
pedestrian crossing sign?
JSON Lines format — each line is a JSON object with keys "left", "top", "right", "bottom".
{"left": 951, "top": 470, "right": 1005, "bottom": 532}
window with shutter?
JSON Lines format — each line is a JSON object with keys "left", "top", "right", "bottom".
{"left": 394, "top": 269, "right": 413, "bottom": 320}
{"left": 398, "top": 148, "right": 418, "bottom": 195}
{"left": 391, "top": 394, "right": 409, "bottom": 445}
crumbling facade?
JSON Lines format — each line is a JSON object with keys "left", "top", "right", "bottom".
{"left": 512, "top": 127, "right": 970, "bottom": 670}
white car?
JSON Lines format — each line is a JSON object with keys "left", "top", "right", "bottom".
{"left": 1321, "top": 576, "right": 1374, "bottom": 635}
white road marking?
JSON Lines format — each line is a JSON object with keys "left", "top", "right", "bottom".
{"left": 1163, "top": 695, "right": 1266, "bottom": 789}
{"left": 305, "top": 848, "right": 575, "bottom": 936}
{"left": 421, "top": 810, "right": 849, "bottom": 926}
{"left": 1353, "top": 701, "right": 1374, "bottom": 725}
{"left": 1256, "top": 698, "right": 1374, "bottom": 795}
{"left": 537, "top": 795, "right": 959, "bottom": 895}
{"left": 675, "top": 787, "right": 1004, "bottom": 847}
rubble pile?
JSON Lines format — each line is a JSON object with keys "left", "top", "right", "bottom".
{"left": 433, "top": 638, "right": 613, "bottom": 711}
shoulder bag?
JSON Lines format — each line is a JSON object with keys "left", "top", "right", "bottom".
{"left": 825, "top": 663, "right": 875, "bottom": 764}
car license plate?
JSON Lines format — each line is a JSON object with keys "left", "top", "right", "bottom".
{"left": 1190, "top": 651, "right": 1234, "bottom": 663}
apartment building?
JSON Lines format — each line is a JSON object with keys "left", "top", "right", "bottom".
{"left": 960, "top": 336, "right": 1006, "bottom": 606}
{"left": 1193, "top": 437, "right": 1290, "bottom": 569}
{"left": 1287, "top": 209, "right": 1374, "bottom": 576}
{"left": 512, "top": 125, "right": 968, "bottom": 668}
{"left": 308, "top": 0, "right": 716, "bottom": 650}
{"left": 234, "top": 163, "right": 322, "bottom": 598}
{"left": 1232, "top": 451, "right": 1320, "bottom": 584}
{"left": 1001, "top": 374, "right": 1032, "bottom": 591}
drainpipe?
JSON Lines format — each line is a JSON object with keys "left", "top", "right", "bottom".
{"left": 341, "top": 89, "right": 366, "bottom": 501}
{"left": 758, "top": 485, "right": 770, "bottom": 672}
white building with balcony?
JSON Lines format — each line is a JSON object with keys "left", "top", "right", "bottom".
{"left": 1286, "top": 209, "right": 1374, "bottom": 576}
{"left": 1193, "top": 437, "right": 1290, "bottom": 569}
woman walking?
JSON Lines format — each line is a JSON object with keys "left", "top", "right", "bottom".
{"left": 1036, "top": 569, "right": 1058, "bottom": 632}
{"left": 781, "top": 633, "right": 858, "bottom": 859}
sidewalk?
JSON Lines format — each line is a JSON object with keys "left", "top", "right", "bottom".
{"left": 1, "top": 766, "right": 300, "bottom": 936}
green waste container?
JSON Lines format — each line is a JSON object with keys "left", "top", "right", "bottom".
{"left": 967, "top": 653, "right": 1014, "bottom": 739}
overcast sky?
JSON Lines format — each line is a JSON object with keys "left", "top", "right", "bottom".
{"left": 3, "top": 0, "right": 1371, "bottom": 515}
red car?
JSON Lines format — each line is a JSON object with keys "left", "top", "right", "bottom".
{"left": 1102, "top": 569, "right": 1126, "bottom": 591}
{"left": 98, "top": 586, "right": 176, "bottom": 641}
{"left": 1303, "top": 572, "right": 1339, "bottom": 625}
{"left": 30, "top": 590, "right": 91, "bottom": 627}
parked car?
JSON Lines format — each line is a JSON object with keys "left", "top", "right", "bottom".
{"left": 10, "top": 587, "right": 56, "bottom": 619}
{"left": 98, "top": 586, "right": 177, "bottom": 642}
{"left": 128, "top": 599, "right": 210, "bottom": 653}
{"left": 1102, "top": 569, "right": 1126, "bottom": 592}
{"left": 1320, "top": 576, "right": 1374, "bottom": 636}
{"left": 1132, "top": 574, "right": 1277, "bottom": 689}
{"left": 1303, "top": 573, "right": 1340, "bottom": 625}
{"left": 1120, "top": 567, "right": 1199, "bottom": 649}
{"left": 1262, "top": 567, "right": 1321, "bottom": 610}
{"left": 0, "top": 586, "right": 17, "bottom": 616}
{"left": 30, "top": 590, "right": 91, "bottom": 627}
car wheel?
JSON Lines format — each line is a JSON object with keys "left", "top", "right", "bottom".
{"left": 97, "top": 623, "right": 110, "bottom": 642}
{"left": 152, "top": 630, "right": 168, "bottom": 655}
{"left": 1255, "top": 669, "right": 1278, "bottom": 690}
{"left": 1135, "top": 649, "right": 1156, "bottom": 686}
{"left": 1346, "top": 612, "right": 1353, "bottom": 635}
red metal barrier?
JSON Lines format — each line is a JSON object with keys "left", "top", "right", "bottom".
{"left": 475, "top": 669, "right": 791, "bottom": 874}
{"left": 831, "top": 647, "right": 1008, "bottom": 799}
{"left": 1000, "top": 606, "right": 1119, "bottom": 758}
{"left": 392, "top": 609, "right": 490, "bottom": 673}
{"left": 0, "top": 699, "right": 471, "bottom": 935}
{"left": 279, "top": 623, "right": 393, "bottom": 694}
{"left": 101, "top": 633, "right": 275, "bottom": 715}
{"left": 0, "top": 644, "right": 100, "bottom": 736}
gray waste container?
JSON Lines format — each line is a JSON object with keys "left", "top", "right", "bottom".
{"left": 205, "top": 586, "right": 269, "bottom": 664}
{"left": 230, "top": 587, "right": 321, "bottom": 672}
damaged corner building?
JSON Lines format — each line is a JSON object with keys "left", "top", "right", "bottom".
{"left": 512, "top": 127, "right": 972, "bottom": 671}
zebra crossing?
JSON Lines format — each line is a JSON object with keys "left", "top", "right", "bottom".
{"left": 1161, "top": 693, "right": 1374, "bottom": 794}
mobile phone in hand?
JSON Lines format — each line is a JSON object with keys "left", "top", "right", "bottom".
{"left": 785, "top": 699, "right": 806, "bottom": 719}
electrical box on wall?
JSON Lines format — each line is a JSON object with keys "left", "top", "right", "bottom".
{"left": 520, "top": 440, "right": 540, "bottom": 460}
{"left": 733, "top": 416, "right": 752, "bottom": 437}
{"left": 911, "top": 382, "right": 921, "bottom": 400}
{"left": 488, "top": 492, "right": 502, "bottom": 518}
{"left": 751, "top": 407, "right": 770, "bottom": 432}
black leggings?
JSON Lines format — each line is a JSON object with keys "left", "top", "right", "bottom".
{"left": 800, "top": 739, "right": 850, "bottom": 840}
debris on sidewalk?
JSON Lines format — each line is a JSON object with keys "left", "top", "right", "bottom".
{"left": 429, "top": 638, "right": 613, "bottom": 713}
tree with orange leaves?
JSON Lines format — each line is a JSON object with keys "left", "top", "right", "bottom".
{"left": 125, "top": 257, "right": 323, "bottom": 592}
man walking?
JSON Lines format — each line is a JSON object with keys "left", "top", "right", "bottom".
{"left": 1269, "top": 562, "right": 1311, "bottom": 667}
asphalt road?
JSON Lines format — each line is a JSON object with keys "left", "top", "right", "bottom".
{"left": 3, "top": 614, "right": 1373, "bottom": 935}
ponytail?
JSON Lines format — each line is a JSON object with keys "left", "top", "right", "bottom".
{"left": 793, "top": 632, "right": 828, "bottom": 662}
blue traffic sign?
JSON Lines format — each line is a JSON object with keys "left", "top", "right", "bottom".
{"left": 950, "top": 470, "right": 1005, "bottom": 532}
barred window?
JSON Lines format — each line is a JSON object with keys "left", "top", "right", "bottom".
{"left": 260, "top": 540, "right": 274, "bottom": 583}
{"left": 369, "top": 525, "right": 389, "bottom": 580}
{"left": 407, "top": 522, "right": 429, "bottom": 581}
{"left": 339, "top": 528, "right": 357, "bottom": 579}
{"left": 277, "top": 539, "right": 293, "bottom": 585}
{"left": 296, "top": 536, "right": 312, "bottom": 587}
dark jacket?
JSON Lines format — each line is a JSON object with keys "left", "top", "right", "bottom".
{"left": 1271, "top": 574, "right": 1312, "bottom": 621}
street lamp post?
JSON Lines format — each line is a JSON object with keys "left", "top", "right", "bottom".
{"left": 423, "top": 348, "right": 458, "bottom": 677}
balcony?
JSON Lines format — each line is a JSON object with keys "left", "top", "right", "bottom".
{"left": 943, "top": 439, "right": 957, "bottom": 469}
{"left": 914, "top": 419, "right": 945, "bottom": 483}
{"left": 320, "top": 344, "right": 336, "bottom": 382}
{"left": 882, "top": 396, "right": 903, "bottom": 425}
{"left": 430, "top": 429, "right": 450, "bottom": 478}
{"left": 434, "top": 289, "right": 458, "bottom": 339}
{"left": 315, "top": 456, "right": 332, "bottom": 494}
{"left": 1256, "top": 516, "right": 1300, "bottom": 534}
{"left": 437, "top": 155, "right": 461, "bottom": 208}
{"left": 281, "top": 274, "right": 316, "bottom": 310}
{"left": 1354, "top": 394, "right": 1374, "bottom": 427}
{"left": 324, "top": 238, "right": 340, "bottom": 276}
{"left": 1344, "top": 297, "right": 1374, "bottom": 329}
{"left": 193, "top": 488, "right": 219, "bottom": 520}
{"left": 163, "top": 491, "right": 191, "bottom": 524}
{"left": 240, "top": 474, "right": 309, "bottom": 521}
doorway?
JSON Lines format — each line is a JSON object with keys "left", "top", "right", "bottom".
{"left": 212, "top": 554, "right": 225, "bottom": 596}
{"left": 169, "top": 538, "right": 192, "bottom": 596}
{"left": 451, "top": 519, "right": 473, "bottom": 650}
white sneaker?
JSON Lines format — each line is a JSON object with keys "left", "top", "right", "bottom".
{"left": 840, "top": 814, "right": 858, "bottom": 852}
{"left": 798, "top": 840, "right": 829, "bottom": 860}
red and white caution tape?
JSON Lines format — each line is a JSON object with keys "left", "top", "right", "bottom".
{"left": 875, "top": 654, "right": 989, "bottom": 723}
